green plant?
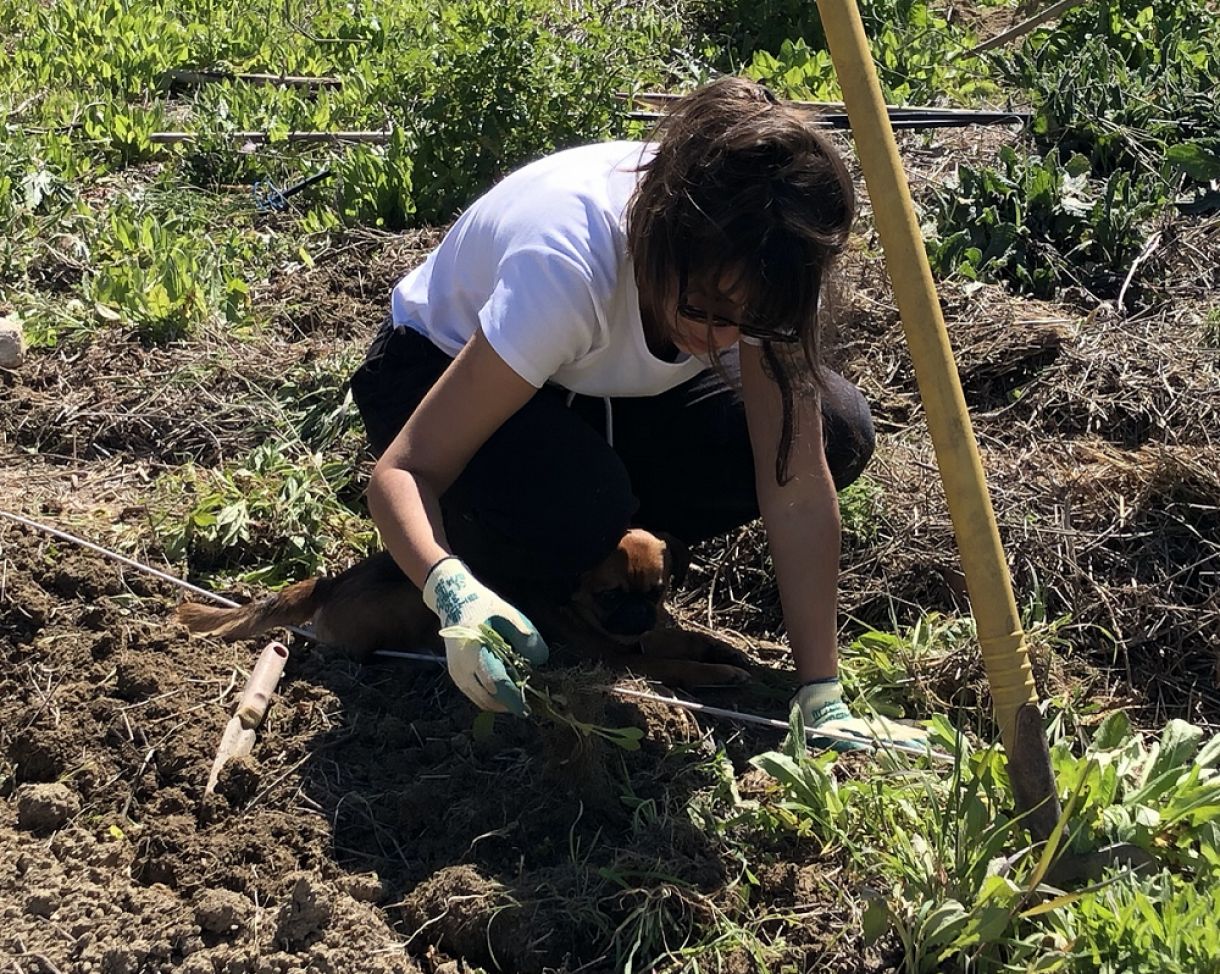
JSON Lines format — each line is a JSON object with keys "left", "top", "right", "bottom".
{"left": 79, "top": 101, "right": 171, "bottom": 167}
{"left": 84, "top": 196, "right": 264, "bottom": 342}
{"left": 1035, "top": 869, "right": 1220, "bottom": 973}
{"left": 273, "top": 354, "right": 366, "bottom": 453}
{"left": 745, "top": 38, "right": 840, "bottom": 101}
{"left": 154, "top": 440, "right": 373, "bottom": 584}
{"left": 397, "top": 0, "right": 675, "bottom": 223}
{"left": 838, "top": 475, "right": 883, "bottom": 543}
{"left": 693, "top": 0, "right": 996, "bottom": 104}
{"left": 10, "top": 0, "right": 189, "bottom": 100}
{"left": 738, "top": 708, "right": 1220, "bottom": 973}
{"left": 329, "top": 127, "right": 416, "bottom": 229}
{"left": 441, "top": 623, "right": 646, "bottom": 751}
{"left": 838, "top": 613, "right": 970, "bottom": 719}
{"left": 1055, "top": 713, "right": 1220, "bottom": 870}
{"left": 1202, "top": 307, "right": 1220, "bottom": 349}
{"left": 0, "top": 139, "right": 77, "bottom": 225}
{"left": 926, "top": 147, "right": 1162, "bottom": 299}
{"left": 998, "top": 0, "right": 1219, "bottom": 183}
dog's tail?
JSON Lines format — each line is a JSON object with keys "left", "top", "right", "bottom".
{"left": 176, "top": 579, "right": 322, "bottom": 640}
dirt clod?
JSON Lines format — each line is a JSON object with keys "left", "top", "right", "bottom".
{"left": 400, "top": 866, "right": 513, "bottom": 967}
{"left": 340, "top": 872, "right": 384, "bottom": 904}
{"left": 194, "top": 888, "right": 253, "bottom": 935}
{"left": 0, "top": 315, "right": 24, "bottom": 368}
{"left": 16, "top": 783, "right": 80, "bottom": 832}
{"left": 24, "top": 890, "right": 58, "bottom": 917}
{"left": 214, "top": 754, "right": 261, "bottom": 807}
{"left": 276, "top": 873, "right": 332, "bottom": 950}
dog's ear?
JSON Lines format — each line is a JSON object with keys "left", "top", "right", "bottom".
{"left": 657, "top": 533, "right": 690, "bottom": 590}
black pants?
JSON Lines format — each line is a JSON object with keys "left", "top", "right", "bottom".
{"left": 349, "top": 323, "right": 874, "bottom": 599}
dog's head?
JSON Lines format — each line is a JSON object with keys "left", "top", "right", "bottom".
{"left": 571, "top": 529, "right": 689, "bottom": 642}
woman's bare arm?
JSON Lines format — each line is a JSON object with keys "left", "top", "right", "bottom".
{"left": 739, "top": 342, "right": 842, "bottom": 683}
{"left": 366, "top": 328, "right": 538, "bottom": 588}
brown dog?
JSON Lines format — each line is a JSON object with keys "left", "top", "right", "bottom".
{"left": 177, "top": 529, "right": 750, "bottom": 687}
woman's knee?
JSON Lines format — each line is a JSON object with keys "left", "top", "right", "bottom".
{"left": 820, "top": 372, "right": 876, "bottom": 491}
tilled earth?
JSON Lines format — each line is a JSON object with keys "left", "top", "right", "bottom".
{"left": 0, "top": 527, "right": 880, "bottom": 973}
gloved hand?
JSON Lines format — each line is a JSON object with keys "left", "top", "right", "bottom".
{"left": 422, "top": 557, "right": 549, "bottom": 716}
{"left": 795, "top": 678, "right": 929, "bottom": 754}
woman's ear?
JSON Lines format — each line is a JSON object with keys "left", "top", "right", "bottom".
{"left": 657, "top": 532, "right": 690, "bottom": 589}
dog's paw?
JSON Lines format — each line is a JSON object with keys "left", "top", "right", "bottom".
{"left": 624, "top": 657, "right": 751, "bottom": 688}
{"left": 640, "top": 628, "right": 752, "bottom": 671}
{"left": 700, "top": 662, "right": 751, "bottom": 687}
{"left": 697, "top": 638, "right": 752, "bottom": 670}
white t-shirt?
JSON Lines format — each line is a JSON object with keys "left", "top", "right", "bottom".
{"left": 390, "top": 141, "right": 708, "bottom": 398}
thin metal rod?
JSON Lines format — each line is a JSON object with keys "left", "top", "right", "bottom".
{"left": 622, "top": 91, "right": 1025, "bottom": 114}
{"left": 1, "top": 510, "right": 952, "bottom": 762}
{"left": 0, "top": 509, "right": 313, "bottom": 639}
{"left": 619, "top": 92, "right": 1029, "bottom": 127}
{"left": 625, "top": 110, "right": 1028, "bottom": 130}
{"left": 148, "top": 131, "right": 391, "bottom": 145}
{"left": 378, "top": 650, "right": 951, "bottom": 762}
{"left": 162, "top": 69, "right": 342, "bottom": 89}
{"left": 374, "top": 649, "right": 444, "bottom": 664}
{"left": 613, "top": 687, "right": 953, "bottom": 762}
{"left": 624, "top": 111, "right": 1024, "bottom": 130}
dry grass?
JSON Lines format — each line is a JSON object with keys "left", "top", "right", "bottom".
{"left": 684, "top": 129, "right": 1220, "bottom": 734}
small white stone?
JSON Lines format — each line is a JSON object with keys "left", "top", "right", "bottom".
{"left": 0, "top": 316, "right": 25, "bottom": 368}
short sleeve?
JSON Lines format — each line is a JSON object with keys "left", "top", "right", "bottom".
{"left": 477, "top": 247, "right": 602, "bottom": 388}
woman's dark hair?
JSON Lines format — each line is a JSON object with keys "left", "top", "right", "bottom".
{"left": 626, "top": 76, "right": 856, "bottom": 486}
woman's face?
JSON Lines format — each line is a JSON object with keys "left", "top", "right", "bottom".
{"left": 667, "top": 265, "right": 748, "bottom": 357}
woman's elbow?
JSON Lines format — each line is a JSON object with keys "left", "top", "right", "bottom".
{"left": 365, "top": 462, "right": 394, "bottom": 520}
{"left": 367, "top": 457, "right": 417, "bottom": 512}
{"left": 368, "top": 458, "right": 444, "bottom": 514}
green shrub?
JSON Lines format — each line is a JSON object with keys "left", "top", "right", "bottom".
{"left": 926, "top": 147, "right": 1162, "bottom": 299}
{"left": 999, "top": 0, "right": 1219, "bottom": 183}
{"left": 330, "top": 128, "right": 416, "bottom": 230}
{"left": 396, "top": 0, "right": 676, "bottom": 223}
{"left": 85, "top": 198, "right": 262, "bottom": 343}
{"left": 692, "top": 0, "right": 996, "bottom": 104}
{"left": 838, "top": 475, "right": 884, "bottom": 543}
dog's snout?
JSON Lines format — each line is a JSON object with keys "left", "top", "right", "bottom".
{"left": 598, "top": 591, "right": 658, "bottom": 636}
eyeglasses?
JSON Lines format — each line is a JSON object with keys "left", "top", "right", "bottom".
{"left": 676, "top": 266, "right": 801, "bottom": 345}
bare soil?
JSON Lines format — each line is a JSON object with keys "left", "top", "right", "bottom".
{"left": 0, "top": 517, "right": 890, "bottom": 972}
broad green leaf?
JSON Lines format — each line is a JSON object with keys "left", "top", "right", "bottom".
{"left": 1167, "top": 141, "right": 1220, "bottom": 182}
{"left": 861, "top": 895, "right": 888, "bottom": 945}
{"left": 471, "top": 710, "right": 496, "bottom": 742}
{"left": 1195, "top": 733, "right": 1220, "bottom": 769}
{"left": 921, "top": 898, "right": 969, "bottom": 951}
{"left": 1147, "top": 720, "right": 1204, "bottom": 779}
{"left": 1090, "top": 711, "right": 1133, "bottom": 752}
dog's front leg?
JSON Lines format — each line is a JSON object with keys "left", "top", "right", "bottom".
{"left": 613, "top": 655, "right": 750, "bottom": 688}
{"left": 640, "top": 627, "right": 753, "bottom": 669}
{"left": 529, "top": 606, "right": 749, "bottom": 688}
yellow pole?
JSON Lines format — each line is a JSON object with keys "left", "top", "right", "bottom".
{"left": 813, "top": 0, "right": 1059, "bottom": 832}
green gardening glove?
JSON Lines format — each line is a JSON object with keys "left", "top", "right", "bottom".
{"left": 795, "top": 678, "right": 930, "bottom": 754}
{"left": 422, "top": 557, "right": 549, "bottom": 716}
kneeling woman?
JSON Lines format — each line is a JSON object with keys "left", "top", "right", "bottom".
{"left": 350, "top": 76, "right": 922, "bottom": 748}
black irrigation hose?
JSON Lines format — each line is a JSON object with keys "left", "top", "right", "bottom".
{"left": 253, "top": 169, "right": 334, "bottom": 211}
{"left": 625, "top": 109, "right": 1031, "bottom": 130}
